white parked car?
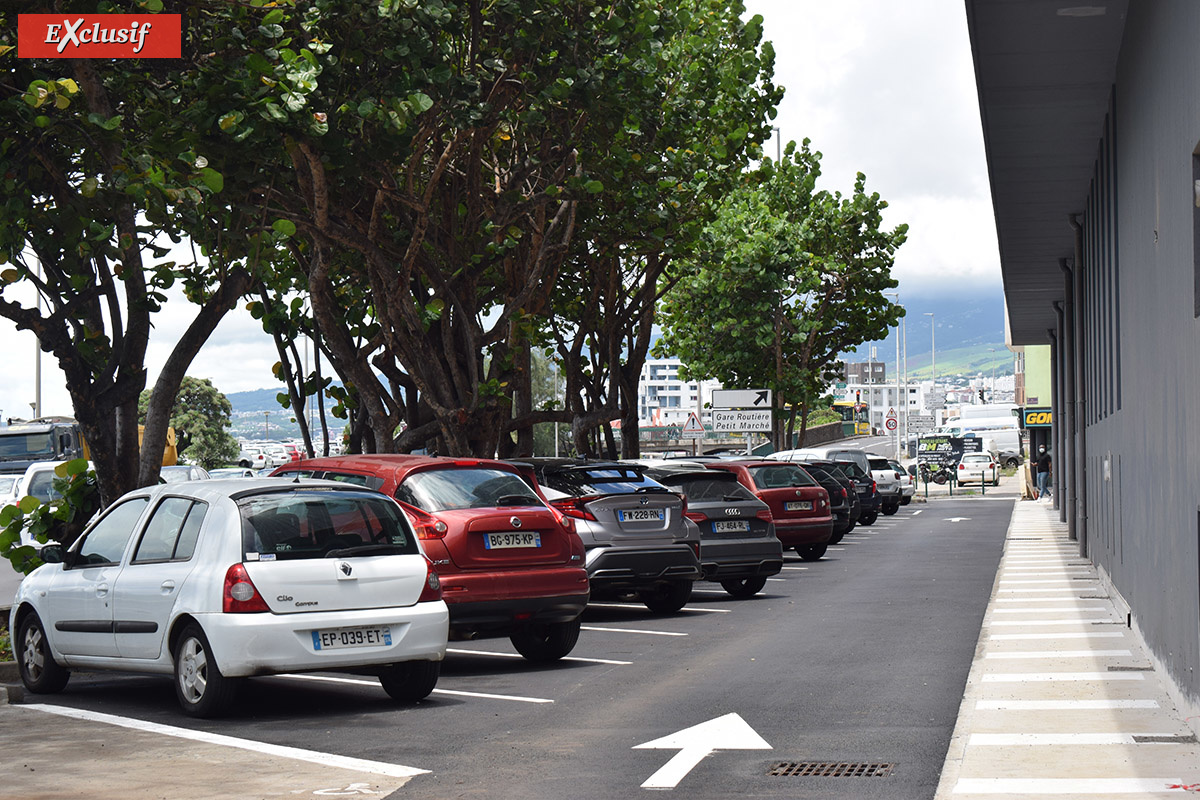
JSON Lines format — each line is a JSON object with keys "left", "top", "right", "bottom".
{"left": 865, "top": 455, "right": 903, "bottom": 515}
{"left": 10, "top": 479, "right": 449, "bottom": 717}
{"left": 888, "top": 459, "right": 915, "bottom": 505}
{"left": 957, "top": 453, "right": 1000, "bottom": 486}
{"left": 236, "top": 447, "right": 268, "bottom": 470}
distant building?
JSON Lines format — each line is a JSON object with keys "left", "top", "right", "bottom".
{"left": 843, "top": 360, "right": 887, "bottom": 385}
{"left": 637, "top": 357, "right": 721, "bottom": 427}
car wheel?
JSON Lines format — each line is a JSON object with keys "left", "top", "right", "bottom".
{"left": 882, "top": 503, "right": 899, "bottom": 516}
{"left": 638, "top": 580, "right": 693, "bottom": 614}
{"left": 796, "top": 544, "right": 828, "bottom": 562}
{"left": 1005, "top": 457, "right": 1020, "bottom": 468}
{"left": 719, "top": 576, "right": 768, "bottom": 598}
{"left": 900, "top": 496, "right": 911, "bottom": 506}
{"left": 992, "top": 478, "right": 1000, "bottom": 486}
{"left": 859, "top": 511, "right": 878, "bottom": 526}
{"left": 17, "top": 612, "right": 69, "bottom": 694}
{"left": 174, "top": 623, "right": 239, "bottom": 718}
{"left": 933, "top": 473, "right": 948, "bottom": 485}
{"left": 509, "top": 618, "right": 582, "bottom": 662}
{"left": 829, "top": 530, "right": 845, "bottom": 545}
{"left": 238, "top": 460, "right": 250, "bottom": 468}
{"left": 379, "top": 660, "right": 441, "bottom": 702}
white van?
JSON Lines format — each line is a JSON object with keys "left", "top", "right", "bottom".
{"left": 942, "top": 416, "right": 1022, "bottom": 466}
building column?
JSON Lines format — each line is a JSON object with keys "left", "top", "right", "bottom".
{"left": 1059, "top": 260, "right": 1077, "bottom": 539}
{"left": 1048, "top": 325, "right": 1061, "bottom": 509}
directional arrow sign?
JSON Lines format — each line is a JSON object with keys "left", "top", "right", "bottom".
{"left": 711, "top": 389, "right": 772, "bottom": 409}
{"left": 633, "top": 713, "right": 771, "bottom": 789}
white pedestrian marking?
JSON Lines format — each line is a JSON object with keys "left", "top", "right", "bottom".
{"left": 998, "top": 579, "right": 1098, "bottom": 585}
{"left": 995, "top": 596, "right": 1100, "bottom": 602}
{"left": 779, "top": 566, "right": 809, "bottom": 571}
{"left": 952, "top": 778, "right": 1185, "bottom": 794}
{"left": 911, "top": 509, "right": 923, "bottom": 515}
{"left": 18, "top": 703, "right": 428, "bottom": 777}
{"left": 991, "top": 606, "right": 1106, "bottom": 613}
{"left": 580, "top": 625, "right": 687, "bottom": 637}
{"left": 989, "top": 631, "right": 1125, "bottom": 641}
{"left": 281, "top": 674, "right": 555, "bottom": 704}
{"left": 633, "top": 713, "right": 771, "bottom": 789}
{"left": 446, "top": 648, "right": 632, "bottom": 666}
{"left": 766, "top": 577, "right": 788, "bottom": 582}
{"left": 986, "top": 619, "right": 1113, "bottom": 627}
{"left": 984, "top": 649, "right": 1132, "bottom": 659}
{"left": 968, "top": 732, "right": 1179, "bottom": 746}
{"left": 975, "top": 699, "right": 1159, "bottom": 710}
{"left": 980, "top": 671, "right": 1144, "bottom": 683}
{"left": 999, "top": 587, "right": 1097, "bottom": 593}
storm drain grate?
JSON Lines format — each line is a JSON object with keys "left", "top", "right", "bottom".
{"left": 1133, "top": 735, "right": 1199, "bottom": 744}
{"left": 768, "top": 762, "right": 895, "bottom": 778}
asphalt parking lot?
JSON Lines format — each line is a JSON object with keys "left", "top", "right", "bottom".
{"left": 2, "top": 496, "right": 1019, "bottom": 799}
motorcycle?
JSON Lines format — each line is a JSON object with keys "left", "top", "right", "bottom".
{"left": 918, "top": 462, "right": 953, "bottom": 485}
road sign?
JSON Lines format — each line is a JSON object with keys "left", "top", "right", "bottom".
{"left": 634, "top": 713, "right": 771, "bottom": 789}
{"left": 681, "top": 412, "right": 705, "bottom": 439}
{"left": 711, "top": 389, "right": 772, "bottom": 409}
{"left": 885, "top": 417, "right": 898, "bottom": 431}
{"left": 712, "top": 409, "right": 772, "bottom": 433}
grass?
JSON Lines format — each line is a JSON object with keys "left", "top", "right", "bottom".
{"left": 0, "top": 625, "right": 11, "bottom": 662}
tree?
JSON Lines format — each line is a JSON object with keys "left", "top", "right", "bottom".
{"left": 655, "top": 140, "right": 908, "bottom": 449}
{"left": 138, "top": 377, "right": 239, "bottom": 470}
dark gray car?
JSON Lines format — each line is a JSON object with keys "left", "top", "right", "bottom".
{"left": 520, "top": 460, "right": 701, "bottom": 613}
{"left": 643, "top": 465, "right": 783, "bottom": 598}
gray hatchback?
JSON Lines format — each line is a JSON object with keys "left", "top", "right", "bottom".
{"left": 644, "top": 465, "right": 783, "bottom": 598}
{"left": 520, "top": 460, "right": 702, "bottom": 613}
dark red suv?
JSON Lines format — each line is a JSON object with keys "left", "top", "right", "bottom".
{"left": 704, "top": 460, "right": 833, "bottom": 561}
{"left": 272, "top": 455, "right": 589, "bottom": 661}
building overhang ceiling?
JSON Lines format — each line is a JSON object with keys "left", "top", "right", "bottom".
{"left": 966, "top": 0, "right": 1128, "bottom": 344}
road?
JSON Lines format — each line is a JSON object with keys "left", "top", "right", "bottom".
{"left": 3, "top": 497, "right": 1014, "bottom": 799}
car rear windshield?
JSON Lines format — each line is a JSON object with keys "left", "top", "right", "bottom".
{"left": 868, "top": 458, "right": 892, "bottom": 471}
{"left": 654, "top": 473, "right": 756, "bottom": 502}
{"left": 800, "top": 464, "right": 834, "bottom": 484}
{"left": 395, "top": 468, "right": 543, "bottom": 512}
{"left": 746, "top": 464, "right": 817, "bottom": 489}
{"left": 238, "top": 490, "right": 418, "bottom": 560}
{"left": 831, "top": 460, "right": 868, "bottom": 480}
{"left": 541, "top": 466, "right": 668, "bottom": 497}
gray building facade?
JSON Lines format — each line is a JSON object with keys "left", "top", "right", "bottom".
{"left": 968, "top": 0, "right": 1199, "bottom": 727}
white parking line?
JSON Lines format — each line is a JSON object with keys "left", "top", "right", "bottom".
{"left": 779, "top": 566, "right": 809, "bottom": 570}
{"left": 998, "top": 579, "right": 1098, "bottom": 585}
{"left": 587, "top": 602, "right": 731, "bottom": 614}
{"left": 999, "top": 587, "right": 1097, "bottom": 593}
{"left": 446, "top": 648, "right": 632, "bottom": 666}
{"left": 991, "top": 607, "right": 1107, "bottom": 613}
{"left": 766, "top": 577, "right": 788, "bottom": 582}
{"left": 18, "top": 703, "right": 429, "bottom": 777}
{"left": 986, "top": 619, "right": 1113, "bottom": 627}
{"left": 580, "top": 625, "right": 687, "bottom": 637}
{"left": 911, "top": 510, "right": 923, "bottom": 515}
{"left": 995, "top": 596, "right": 1101, "bottom": 602}
{"left": 976, "top": 699, "right": 1160, "bottom": 710}
{"left": 280, "top": 673, "right": 555, "bottom": 704}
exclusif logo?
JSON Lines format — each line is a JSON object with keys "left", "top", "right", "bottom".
{"left": 18, "top": 14, "right": 182, "bottom": 59}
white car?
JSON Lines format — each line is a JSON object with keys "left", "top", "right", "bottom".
{"left": 236, "top": 447, "right": 268, "bottom": 470}
{"left": 888, "top": 459, "right": 916, "bottom": 505}
{"left": 865, "top": 455, "right": 903, "bottom": 515}
{"left": 10, "top": 479, "right": 449, "bottom": 717}
{"left": 957, "top": 453, "right": 1000, "bottom": 486}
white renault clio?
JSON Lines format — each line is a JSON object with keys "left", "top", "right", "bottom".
{"left": 10, "top": 479, "right": 449, "bottom": 717}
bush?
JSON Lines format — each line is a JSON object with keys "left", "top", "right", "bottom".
{"left": 0, "top": 459, "right": 101, "bottom": 576}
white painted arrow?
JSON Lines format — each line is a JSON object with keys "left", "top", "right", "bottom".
{"left": 633, "top": 713, "right": 771, "bottom": 789}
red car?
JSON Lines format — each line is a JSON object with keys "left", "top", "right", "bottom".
{"left": 272, "top": 455, "right": 589, "bottom": 661}
{"left": 703, "top": 460, "right": 833, "bottom": 561}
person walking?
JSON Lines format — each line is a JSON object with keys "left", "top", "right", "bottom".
{"left": 1035, "top": 445, "right": 1051, "bottom": 500}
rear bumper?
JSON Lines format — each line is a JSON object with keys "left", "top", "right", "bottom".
{"left": 772, "top": 516, "right": 834, "bottom": 546}
{"left": 699, "top": 537, "right": 784, "bottom": 580}
{"left": 585, "top": 544, "right": 701, "bottom": 589}
{"left": 446, "top": 592, "right": 590, "bottom": 633}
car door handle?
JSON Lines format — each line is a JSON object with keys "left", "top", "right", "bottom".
{"left": 95, "top": 584, "right": 109, "bottom": 597}
{"left": 160, "top": 580, "right": 176, "bottom": 593}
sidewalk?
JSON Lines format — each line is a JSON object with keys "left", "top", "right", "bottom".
{"left": 936, "top": 499, "right": 1200, "bottom": 798}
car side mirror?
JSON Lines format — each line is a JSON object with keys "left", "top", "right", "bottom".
{"left": 40, "top": 544, "right": 66, "bottom": 564}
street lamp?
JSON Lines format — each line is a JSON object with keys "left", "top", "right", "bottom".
{"left": 988, "top": 348, "right": 997, "bottom": 402}
{"left": 923, "top": 312, "right": 936, "bottom": 390}
{"left": 263, "top": 411, "right": 269, "bottom": 440}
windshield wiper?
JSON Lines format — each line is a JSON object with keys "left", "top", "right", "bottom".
{"left": 496, "top": 494, "right": 541, "bottom": 506}
{"left": 324, "top": 544, "right": 404, "bottom": 558}
{"left": 722, "top": 494, "right": 747, "bottom": 502}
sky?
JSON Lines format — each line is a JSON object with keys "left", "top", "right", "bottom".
{"left": 0, "top": 0, "right": 1002, "bottom": 422}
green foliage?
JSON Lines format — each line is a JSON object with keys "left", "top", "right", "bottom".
{"left": 138, "top": 377, "right": 239, "bottom": 470}
{"left": 656, "top": 139, "right": 908, "bottom": 440}
{"left": 0, "top": 459, "right": 100, "bottom": 576}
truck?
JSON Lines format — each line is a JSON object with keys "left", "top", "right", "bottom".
{"left": 0, "top": 417, "right": 177, "bottom": 475}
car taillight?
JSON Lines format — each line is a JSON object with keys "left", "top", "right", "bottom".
{"left": 871, "top": 481, "right": 877, "bottom": 493}
{"left": 418, "top": 558, "right": 442, "bottom": 603}
{"left": 223, "top": 564, "right": 269, "bottom": 613}
{"left": 550, "top": 498, "right": 597, "bottom": 522}
{"left": 404, "top": 506, "right": 448, "bottom": 540}
{"left": 958, "top": 463, "right": 966, "bottom": 470}
{"left": 689, "top": 541, "right": 700, "bottom": 558}
{"left": 756, "top": 509, "right": 773, "bottom": 522}
{"left": 685, "top": 511, "right": 708, "bottom": 523}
